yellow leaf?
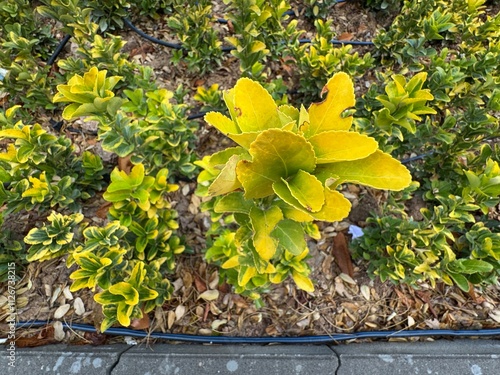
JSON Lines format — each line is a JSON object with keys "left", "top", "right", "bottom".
{"left": 308, "top": 131, "right": 378, "bottom": 163}
{"left": 306, "top": 72, "right": 355, "bottom": 136}
{"left": 222, "top": 255, "right": 240, "bottom": 269}
{"left": 205, "top": 111, "right": 240, "bottom": 135}
{"left": 233, "top": 78, "right": 280, "bottom": 132}
{"left": 208, "top": 154, "right": 243, "bottom": 196}
{"left": 239, "top": 267, "right": 257, "bottom": 287}
{"left": 310, "top": 187, "right": 351, "bottom": 222}
{"left": 315, "top": 150, "right": 412, "bottom": 191}
{"left": 292, "top": 270, "right": 314, "bottom": 292}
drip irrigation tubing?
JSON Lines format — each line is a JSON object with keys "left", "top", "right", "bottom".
{"left": 16, "top": 321, "right": 500, "bottom": 344}
{"left": 46, "top": 0, "right": 373, "bottom": 64}
{"left": 122, "top": 18, "right": 375, "bottom": 51}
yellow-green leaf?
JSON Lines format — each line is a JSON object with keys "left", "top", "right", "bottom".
{"left": 116, "top": 301, "right": 134, "bottom": 327}
{"left": 233, "top": 78, "right": 280, "bottom": 132}
{"left": 250, "top": 205, "right": 283, "bottom": 260}
{"left": 205, "top": 111, "right": 240, "bottom": 135}
{"left": 315, "top": 150, "right": 412, "bottom": 191}
{"left": 274, "top": 201, "right": 314, "bottom": 222}
{"left": 308, "top": 131, "right": 378, "bottom": 163}
{"left": 108, "top": 282, "right": 139, "bottom": 305}
{"left": 228, "top": 131, "right": 260, "bottom": 149}
{"left": 238, "top": 266, "right": 257, "bottom": 287}
{"left": 208, "top": 154, "right": 242, "bottom": 196}
{"left": 306, "top": 72, "right": 355, "bottom": 136}
{"left": 282, "top": 170, "right": 324, "bottom": 212}
{"left": 214, "top": 192, "right": 254, "bottom": 214}
{"left": 236, "top": 129, "right": 316, "bottom": 199}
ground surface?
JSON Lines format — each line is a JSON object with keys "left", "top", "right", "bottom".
{"left": 1, "top": 0, "right": 500, "bottom": 346}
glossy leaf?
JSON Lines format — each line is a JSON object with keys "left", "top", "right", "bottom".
{"left": 236, "top": 129, "right": 316, "bottom": 199}
{"left": 315, "top": 150, "right": 412, "bottom": 191}
{"left": 282, "top": 170, "right": 325, "bottom": 212}
{"left": 233, "top": 78, "right": 280, "bottom": 132}
{"left": 271, "top": 219, "right": 307, "bottom": 255}
{"left": 249, "top": 205, "right": 283, "bottom": 260}
{"left": 308, "top": 131, "right": 378, "bottom": 163}
{"left": 306, "top": 72, "right": 355, "bottom": 136}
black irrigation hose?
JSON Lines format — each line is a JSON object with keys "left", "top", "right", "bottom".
{"left": 15, "top": 321, "right": 500, "bottom": 344}
{"left": 123, "top": 17, "right": 375, "bottom": 50}
{"left": 47, "top": 34, "right": 71, "bottom": 66}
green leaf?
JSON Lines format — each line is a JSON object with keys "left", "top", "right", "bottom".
{"left": 271, "top": 219, "right": 306, "bottom": 255}
{"left": 236, "top": 129, "right": 316, "bottom": 199}
{"left": 448, "top": 272, "right": 470, "bottom": 292}
{"left": 249, "top": 206, "right": 283, "bottom": 260}
{"left": 94, "top": 290, "right": 126, "bottom": 305}
{"left": 315, "top": 150, "right": 412, "bottom": 191}
{"left": 214, "top": 192, "right": 254, "bottom": 214}
{"left": 308, "top": 131, "right": 378, "bottom": 163}
{"left": 450, "top": 259, "right": 494, "bottom": 274}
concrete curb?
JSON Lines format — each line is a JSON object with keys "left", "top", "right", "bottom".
{"left": 2, "top": 340, "right": 500, "bottom": 375}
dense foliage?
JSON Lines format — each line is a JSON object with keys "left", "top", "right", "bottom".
{"left": 0, "top": 0, "right": 499, "bottom": 330}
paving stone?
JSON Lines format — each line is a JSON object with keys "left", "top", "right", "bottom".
{"left": 113, "top": 344, "right": 339, "bottom": 375}
{"left": 333, "top": 339, "right": 500, "bottom": 375}
{"left": 2, "top": 344, "right": 128, "bottom": 375}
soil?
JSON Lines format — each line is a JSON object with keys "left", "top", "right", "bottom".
{"left": 1, "top": 0, "right": 500, "bottom": 346}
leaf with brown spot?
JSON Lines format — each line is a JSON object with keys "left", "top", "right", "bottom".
{"left": 331, "top": 232, "right": 354, "bottom": 277}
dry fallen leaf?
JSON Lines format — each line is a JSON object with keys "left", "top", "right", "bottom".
{"left": 360, "top": 285, "right": 370, "bottom": 301}
{"left": 130, "top": 312, "right": 150, "bottom": 330}
{"left": 337, "top": 32, "right": 354, "bottom": 41}
{"left": 339, "top": 273, "right": 357, "bottom": 285}
{"left": 53, "top": 321, "right": 65, "bottom": 341}
{"left": 198, "top": 290, "right": 219, "bottom": 301}
{"left": 175, "top": 305, "right": 186, "bottom": 321}
{"left": 73, "top": 297, "right": 85, "bottom": 316}
{"left": 167, "top": 310, "right": 176, "bottom": 329}
{"left": 53, "top": 304, "right": 71, "bottom": 319}
{"left": 332, "top": 233, "right": 354, "bottom": 277}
